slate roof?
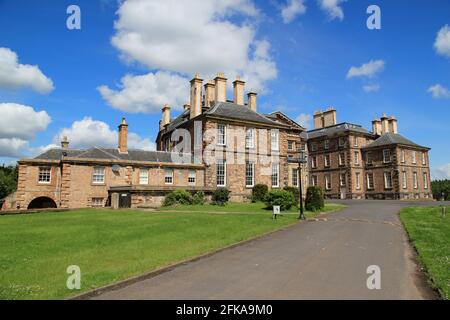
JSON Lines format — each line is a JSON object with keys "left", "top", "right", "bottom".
{"left": 307, "top": 123, "right": 371, "bottom": 139}
{"left": 34, "top": 147, "right": 193, "bottom": 163}
{"left": 363, "top": 133, "right": 429, "bottom": 149}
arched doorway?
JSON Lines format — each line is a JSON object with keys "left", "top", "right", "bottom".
{"left": 27, "top": 197, "right": 57, "bottom": 209}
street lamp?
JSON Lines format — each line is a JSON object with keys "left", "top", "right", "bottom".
{"left": 288, "top": 151, "right": 308, "bottom": 220}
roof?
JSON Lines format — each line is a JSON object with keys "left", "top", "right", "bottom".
{"left": 205, "top": 101, "right": 284, "bottom": 126}
{"left": 363, "top": 133, "right": 429, "bottom": 149}
{"left": 307, "top": 122, "right": 372, "bottom": 139}
{"left": 265, "top": 111, "right": 305, "bottom": 131}
{"left": 33, "top": 147, "right": 193, "bottom": 164}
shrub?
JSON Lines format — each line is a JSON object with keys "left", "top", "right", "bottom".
{"left": 212, "top": 188, "right": 230, "bottom": 206}
{"left": 192, "top": 191, "right": 205, "bottom": 205}
{"left": 264, "top": 189, "right": 296, "bottom": 211}
{"left": 163, "top": 189, "right": 193, "bottom": 206}
{"left": 283, "top": 186, "right": 300, "bottom": 204}
{"left": 305, "top": 186, "right": 324, "bottom": 212}
{"left": 252, "top": 184, "right": 268, "bottom": 202}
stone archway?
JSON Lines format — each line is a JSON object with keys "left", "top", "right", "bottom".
{"left": 27, "top": 197, "right": 57, "bottom": 209}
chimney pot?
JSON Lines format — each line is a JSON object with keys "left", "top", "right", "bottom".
{"left": 204, "top": 80, "right": 216, "bottom": 107}
{"left": 190, "top": 74, "right": 203, "bottom": 119}
{"left": 247, "top": 91, "right": 257, "bottom": 112}
{"left": 233, "top": 76, "right": 245, "bottom": 105}
{"left": 61, "top": 136, "right": 69, "bottom": 149}
{"left": 214, "top": 72, "right": 227, "bottom": 103}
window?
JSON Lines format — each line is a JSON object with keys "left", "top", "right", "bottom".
{"left": 339, "top": 152, "right": 345, "bottom": 166}
{"left": 324, "top": 154, "right": 330, "bottom": 167}
{"left": 367, "top": 173, "right": 374, "bottom": 190}
{"left": 165, "top": 169, "right": 173, "bottom": 184}
{"left": 354, "top": 137, "right": 359, "bottom": 147}
{"left": 217, "top": 160, "right": 226, "bottom": 187}
{"left": 422, "top": 152, "right": 426, "bottom": 165}
{"left": 92, "top": 198, "right": 104, "bottom": 207}
{"left": 413, "top": 172, "right": 418, "bottom": 189}
{"left": 188, "top": 170, "right": 196, "bottom": 184}
{"left": 384, "top": 172, "right": 393, "bottom": 189}
{"left": 311, "top": 156, "right": 317, "bottom": 169}
{"left": 288, "top": 140, "right": 295, "bottom": 151}
{"left": 412, "top": 151, "right": 416, "bottom": 164}
{"left": 310, "top": 142, "right": 317, "bottom": 152}
{"left": 271, "top": 163, "right": 279, "bottom": 187}
{"left": 383, "top": 149, "right": 391, "bottom": 163}
{"left": 325, "top": 174, "right": 331, "bottom": 190}
{"left": 292, "top": 168, "right": 299, "bottom": 187}
{"left": 301, "top": 143, "right": 306, "bottom": 151}
{"left": 271, "top": 130, "right": 279, "bottom": 151}
{"left": 423, "top": 172, "right": 428, "bottom": 189}
{"left": 245, "top": 128, "right": 254, "bottom": 148}
{"left": 245, "top": 161, "right": 255, "bottom": 187}
{"left": 324, "top": 140, "right": 329, "bottom": 150}
{"left": 38, "top": 167, "right": 51, "bottom": 183}
{"left": 217, "top": 123, "right": 226, "bottom": 145}
{"left": 402, "top": 171, "right": 407, "bottom": 189}
{"left": 340, "top": 173, "right": 346, "bottom": 187}
{"left": 139, "top": 168, "right": 148, "bottom": 185}
{"left": 356, "top": 172, "right": 361, "bottom": 190}
{"left": 401, "top": 149, "right": 405, "bottom": 163}
{"left": 354, "top": 151, "right": 360, "bottom": 165}
{"left": 311, "top": 175, "right": 318, "bottom": 187}
{"left": 339, "top": 137, "right": 345, "bottom": 147}
{"left": 92, "top": 167, "right": 105, "bottom": 184}
{"left": 366, "top": 151, "right": 373, "bottom": 165}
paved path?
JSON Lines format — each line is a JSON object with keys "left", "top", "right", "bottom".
{"left": 92, "top": 200, "right": 446, "bottom": 300}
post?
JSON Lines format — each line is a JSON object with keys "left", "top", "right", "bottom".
{"left": 298, "top": 162, "right": 305, "bottom": 220}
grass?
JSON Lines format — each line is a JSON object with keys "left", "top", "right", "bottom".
{"left": 400, "top": 206, "right": 450, "bottom": 300}
{"left": 0, "top": 203, "right": 344, "bottom": 300}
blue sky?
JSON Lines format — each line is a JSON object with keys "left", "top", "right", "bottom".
{"left": 0, "top": 0, "right": 449, "bottom": 178}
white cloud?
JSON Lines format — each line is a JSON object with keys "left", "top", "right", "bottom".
{"left": 434, "top": 25, "right": 450, "bottom": 58}
{"left": 432, "top": 163, "right": 450, "bottom": 180}
{"left": 98, "top": 71, "right": 189, "bottom": 113}
{"left": 0, "top": 47, "right": 54, "bottom": 94}
{"left": 0, "top": 138, "right": 30, "bottom": 158}
{"left": 109, "top": 0, "right": 277, "bottom": 95}
{"left": 295, "top": 113, "right": 312, "bottom": 129}
{"left": 318, "top": 0, "right": 346, "bottom": 21}
{"left": 53, "top": 117, "right": 155, "bottom": 151}
{"left": 281, "top": 0, "right": 307, "bottom": 24}
{"left": 428, "top": 84, "right": 450, "bottom": 99}
{"left": 347, "top": 60, "right": 385, "bottom": 79}
{"left": 0, "top": 103, "right": 51, "bottom": 140}
{"left": 363, "top": 83, "right": 380, "bottom": 93}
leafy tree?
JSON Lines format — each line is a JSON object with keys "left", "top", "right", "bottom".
{"left": 305, "top": 186, "right": 325, "bottom": 212}
{"left": 431, "top": 179, "right": 450, "bottom": 200}
{"left": 0, "top": 165, "right": 18, "bottom": 199}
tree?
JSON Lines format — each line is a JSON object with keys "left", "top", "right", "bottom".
{"left": 431, "top": 179, "right": 450, "bottom": 200}
{"left": 0, "top": 165, "right": 18, "bottom": 199}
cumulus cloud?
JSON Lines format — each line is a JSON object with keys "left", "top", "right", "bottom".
{"left": 281, "top": 0, "right": 307, "bottom": 24}
{"left": 434, "top": 25, "right": 450, "bottom": 58}
{"left": 109, "top": 0, "right": 277, "bottom": 96}
{"left": 428, "top": 84, "right": 450, "bottom": 99}
{"left": 347, "top": 60, "right": 385, "bottom": 79}
{"left": 363, "top": 83, "right": 380, "bottom": 93}
{"left": 432, "top": 163, "right": 450, "bottom": 180}
{"left": 98, "top": 71, "right": 189, "bottom": 113}
{"left": 295, "top": 113, "right": 312, "bottom": 129}
{"left": 0, "top": 47, "right": 54, "bottom": 94}
{"left": 0, "top": 103, "right": 51, "bottom": 158}
{"left": 318, "top": 0, "right": 346, "bottom": 21}
{"left": 53, "top": 117, "right": 155, "bottom": 151}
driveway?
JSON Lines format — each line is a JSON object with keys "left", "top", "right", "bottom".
{"left": 91, "top": 200, "right": 446, "bottom": 300}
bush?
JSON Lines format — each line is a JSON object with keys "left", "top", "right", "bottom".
{"left": 252, "top": 184, "right": 268, "bottom": 202}
{"left": 192, "top": 191, "right": 205, "bottom": 205}
{"left": 305, "top": 186, "right": 324, "bottom": 212}
{"left": 264, "top": 189, "right": 296, "bottom": 211}
{"left": 163, "top": 189, "right": 193, "bottom": 206}
{"left": 283, "top": 186, "right": 300, "bottom": 204}
{"left": 212, "top": 188, "right": 230, "bottom": 206}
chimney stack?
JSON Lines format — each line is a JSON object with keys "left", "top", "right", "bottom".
{"left": 161, "top": 104, "right": 171, "bottom": 128}
{"left": 247, "top": 91, "right": 257, "bottom": 112}
{"left": 313, "top": 107, "right": 337, "bottom": 129}
{"left": 380, "top": 113, "right": 389, "bottom": 134}
{"left": 372, "top": 119, "right": 382, "bottom": 135}
{"left": 118, "top": 118, "right": 128, "bottom": 154}
{"left": 214, "top": 72, "right": 227, "bottom": 103}
{"left": 233, "top": 76, "right": 245, "bottom": 105}
{"left": 183, "top": 103, "right": 191, "bottom": 112}
{"left": 190, "top": 73, "right": 203, "bottom": 119}
{"left": 204, "top": 80, "right": 216, "bottom": 107}
{"left": 61, "top": 136, "right": 69, "bottom": 149}
{"left": 388, "top": 115, "right": 398, "bottom": 134}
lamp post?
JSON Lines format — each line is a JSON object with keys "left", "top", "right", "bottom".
{"left": 288, "top": 151, "right": 308, "bottom": 220}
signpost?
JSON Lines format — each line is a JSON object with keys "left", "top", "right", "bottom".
{"left": 288, "top": 151, "right": 308, "bottom": 220}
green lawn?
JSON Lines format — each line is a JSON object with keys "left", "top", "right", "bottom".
{"left": 0, "top": 203, "right": 343, "bottom": 300}
{"left": 400, "top": 206, "right": 450, "bottom": 300}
